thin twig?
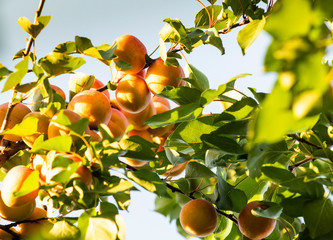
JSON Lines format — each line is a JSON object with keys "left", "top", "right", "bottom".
{"left": 23, "top": 0, "right": 46, "bottom": 56}
{"left": 288, "top": 156, "right": 316, "bottom": 172}
{"left": 288, "top": 134, "right": 322, "bottom": 150}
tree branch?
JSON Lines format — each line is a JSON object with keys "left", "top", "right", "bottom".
{"left": 0, "top": 140, "right": 28, "bottom": 168}
{"left": 288, "top": 134, "right": 322, "bottom": 149}
{"left": 23, "top": 0, "right": 46, "bottom": 56}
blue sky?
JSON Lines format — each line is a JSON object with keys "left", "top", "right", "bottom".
{"left": 0, "top": 1, "right": 275, "bottom": 239}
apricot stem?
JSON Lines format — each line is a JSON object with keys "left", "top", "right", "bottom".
{"left": 288, "top": 156, "right": 316, "bottom": 172}
{"left": 278, "top": 219, "right": 292, "bottom": 240}
{"left": 195, "top": 0, "right": 213, "bottom": 28}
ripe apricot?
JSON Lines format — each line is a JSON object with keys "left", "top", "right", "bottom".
{"left": 90, "top": 78, "right": 110, "bottom": 99}
{"left": 31, "top": 154, "right": 47, "bottom": 184}
{"left": 50, "top": 84, "right": 66, "bottom": 100}
{"left": 0, "top": 102, "right": 31, "bottom": 142}
{"left": 113, "top": 35, "right": 147, "bottom": 74}
{"left": 107, "top": 108, "right": 129, "bottom": 138}
{"left": 18, "top": 207, "right": 49, "bottom": 237}
{"left": 179, "top": 199, "right": 218, "bottom": 237}
{"left": 48, "top": 109, "right": 89, "bottom": 138}
{"left": 238, "top": 201, "right": 276, "bottom": 239}
{"left": 115, "top": 74, "right": 151, "bottom": 113}
{"left": 89, "top": 130, "right": 102, "bottom": 142}
{"left": 123, "top": 129, "right": 152, "bottom": 167}
{"left": 152, "top": 95, "right": 170, "bottom": 109}
{"left": 163, "top": 161, "right": 188, "bottom": 177}
{"left": 145, "top": 58, "right": 185, "bottom": 94}
{"left": 1, "top": 165, "right": 39, "bottom": 207}
{"left": 67, "top": 89, "right": 112, "bottom": 129}
{"left": 0, "top": 192, "right": 35, "bottom": 222}
{"left": 122, "top": 101, "right": 156, "bottom": 131}
{"left": 21, "top": 112, "right": 50, "bottom": 147}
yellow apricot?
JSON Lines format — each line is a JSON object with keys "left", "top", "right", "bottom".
{"left": 22, "top": 112, "right": 50, "bottom": 147}
{"left": 17, "top": 207, "right": 49, "bottom": 237}
{"left": 145, "top": 58, "right": 184, "bottom": 94}
{"left": 107, "top": 108, "right": 129, "bottom": 138}
{"left": 238, "top": 201, "right": 276, "bottom": 239}
{"left": 0, "top": 102, "right": 31, "bottom": 142}
{"left": 0, "top": 191, "right": 35, "bottom": 222}
{"left": 115, "top": 74, "right": 151, "bottom": 113}
{"left": 113, "top": 35, "right": 147, "bottom": 74}
{"left": 1, "top": 165, "right": 39, "bottom": 207}
{"left": 179, "top": 199, "right": 218, "bottom": 237}
{"left": 67, "top": 89, "right": 112, "bottom": 129}
{"left": 90, "top": 78, "right": 110, "bottom": 99}
{"left": 122, "top": 101, "right": 156, "bottom": 131}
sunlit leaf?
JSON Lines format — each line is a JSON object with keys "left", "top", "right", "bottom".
{"left": 18, "top": 15, "right": 51, "bottom": 39}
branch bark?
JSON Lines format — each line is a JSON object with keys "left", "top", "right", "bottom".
{"left": 0, "top": 140, "right": 28, "bottom": 168}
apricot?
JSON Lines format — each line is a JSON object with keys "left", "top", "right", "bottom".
{"left": 48, "top": 109, "right": 89, "bottom": 138}
{"left": 17, "top": 207, "right": 49, "bottom": 237}
{"left": 0, "top": 102, "right": 31, "bottom": 142}
{"left": 115, "top": 74, "right": 151, "bottom": 113}
{"left": 122, "top": 101, "right": 156, "bottom": 131}
{"left": 50, "top": 84, "right": 66, "bottom": 100}
{"left": 123, "top": 130, "right": 152, "bottom": 167}
{"left": 238, "top": 201, "right": 276, "bottom": 239}
{"left": 21, "top": 112, "right": 50, "bottom": 147}
{"left": 0, "top": 192, "right": 35, "bottom": 222}
{"left": 31, "top": 154, "right": 47, "bottom": 183}
{"left": 90, "top": 78, "right": 110, "bottom": 99}
{"left": 107, "top": 108, "right": 129, "bottom": 138}
{"left": 1, "top": 165, "right": 39, "bottom": 207}
{"left": 113, "top": 35, "right": 147, "bottom": 74}
{"left": 163, "top": 161, "right": 188, "bottom": 177}
{"left": 179, "top": 199, "right": 218, "bottom": 237}
{"left": 148, "top": 101, "right": 174, "bottom": 136}
{"left": 151, "top": 95, "right": 170, "bottom": 109}
{"left": 145, "top": 58, "right": 185, "bottom": 94}
{"left": 67, "top": 89, "right": 112, "bottom": 129}
{"left": 31, "top": 84, "right": 66, "bottom": 113}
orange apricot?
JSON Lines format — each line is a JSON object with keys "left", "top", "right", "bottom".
{"left": 0, "top": 102, "right": 31, "bottom": 142}
{"left": 0, "top": 192, "right": 35, "bottom": 222}
{"left": 1, "top": 165, "right": 39, "bottom": 207}
{"left": 179, "top": 199, "right": 218, "bottom": 237}
{"left": 21, "top": 112, "right": 50, "bottom": 147}
{"left": 107, "top": 108, "right": 129, "bottom": 138}
{"left": 145, "top": 58, "right": 185, "bottom": 94}
{"left": 123, "top": 129, "right": 152, "bottom": 167}
{"left": 115, "top": 74, "right": 151, "bottom": 113}
{"left": 151, "top": 95, "right": 170, "bottom": 109}
{"left": 238, "top": 201, "right": 276, "bottom": 239}
{"left": 90, "top": 78, "right": 110, "bottom": 99}
{"left": 122, "top": 101, "right": 156, "bottom": 131}
{"left": 113, "top": 35, "right": 147, "bottom": 74}
{"left": 50, "top": 84, "right": 66, "bottom": 100}
{"left": 67, "top": 90, "right": 112, "bottom": 129}
{"left": 48, "top": 109, "right": 89, "bottom": 138}
{"left": 89, "top": 130, "right": 102, "bottom": 142}
{"left": 17, "top": 207, "right": 49, "bottom": 237}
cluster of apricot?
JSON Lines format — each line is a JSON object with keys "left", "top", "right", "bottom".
{"left": 179, "top": 199, "right": 276, "bottom": 239}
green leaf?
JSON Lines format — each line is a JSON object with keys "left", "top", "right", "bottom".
{"left": 39, "top": 52, "right": 85, "bottom": 77}
{"left": 165, "top": 148, "right": 191, "bottom": 165}
{"left": 194, "top": 5, "right": 223, "bottom": 29}
{"left": 185, "top": 161, "right": 216, "bottom": 179}
{"left": 81, "top": 217, "right": 118, "bottom": 240}
{"left": 48, "top": 220, "right": 81, "bottom": 240}
{"left": 252, "top": 201, "right": 283, "bottom": 219}
{"left": 158, "top": 87, "right": 201, "bottom": 105}
{"left": 187, "top": 64, "right": 210, "bottom": 92}
{"left": 30, "top": 135, "right": 72, "bottom": 153}
{"left": 247, "top": 141, "right": 289, "bottom": 179}
{"left": 68, "top": 72, "right": 95, "bottom": 99}
{"left": 2, "top": 150, "right": 30, "bottom": 174}
{"left": 216, "top": 167, "right": 247, "bottom": 212}
{"left": 154, "top": 195, "right": 177, "bottom": 216}
{"left": 237, "top": 17, "right": 266, "bottom": 55}
{"left": 264, "top": 0, "right": 315, "bottom": 41}
{"left": 54, "top": 41, "right": 77, "bottom": 53}
{"left": 0, "top": 116, "right": 39, "bottom": 137}
{"left": 145, "top": 103, "right": 203, "bottom": 128}
{"left": 126, "top": 169, "right": 169, "bottom": 197}
{"left": 202, "top": 134, "right": 245, "bottom": 155}
{"left": 202, "top": 28, "right": 224, "bottom": 54}
{"left": 18, "top": 15, "right": 51, "bottom": 39}
{"left": 13, "top": 170, "right": 39, "bottom": 197}
{"left": 2, "top": 57, "right": 29, "bottom": 92}
{"left": 0, "top": 63, "right": 12, "bottom": 82}
{"left": 118, "top": 135, "right": 156, "bottom": 161}
{"left": 217, "top": 97, "right": 258, "bottom": 121}
{"left": 107, "top": 179, "right": 134, "bottom": 194}
{"left": 303, "top": 198, "right": 333, "bottom": 239}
